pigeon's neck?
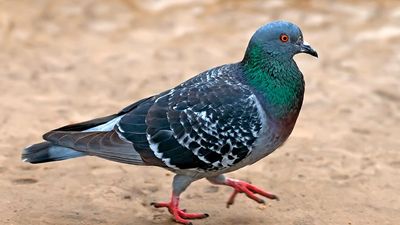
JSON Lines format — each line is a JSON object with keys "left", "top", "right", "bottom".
{"left": 241, "top": 49, "right": 305, "bottom": 121}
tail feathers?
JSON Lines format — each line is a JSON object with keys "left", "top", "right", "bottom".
{"left": 22, "top": 142, "right": 86, "bottom": 164}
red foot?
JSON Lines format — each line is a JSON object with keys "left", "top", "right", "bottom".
{"left": 151, "top": 195, "right": 208, "bottom": 225}
{"left": 225, "top": 178, "right": 279, "bottom": 208}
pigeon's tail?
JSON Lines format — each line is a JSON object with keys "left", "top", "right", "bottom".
{"left": 22, "top": 98, "right": 154, "bottom": 166}
{"left": 22, "top": 142, "right": 86, "bottom": 164}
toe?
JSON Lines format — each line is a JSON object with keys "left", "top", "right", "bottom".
{"left": 178, "top": 210, "right": 209, "bottom": 219}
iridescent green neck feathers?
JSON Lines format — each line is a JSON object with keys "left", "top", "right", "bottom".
{"left": 241, "top": 44, "right": 305, "bottom": 120}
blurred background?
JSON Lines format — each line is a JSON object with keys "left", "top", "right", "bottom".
{"left": 0, "top": 0, "right": 399, "bottom": 224}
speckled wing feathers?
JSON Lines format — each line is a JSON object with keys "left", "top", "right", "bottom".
{"left": 118, "top": 65, "right": 263, "bottom": 171}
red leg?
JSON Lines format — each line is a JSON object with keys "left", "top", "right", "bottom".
{"left": 151, "top": 195, "right": 209, "bottom": 225}
{"left": 225, "top": 178, "right": 279, "bottom": 208}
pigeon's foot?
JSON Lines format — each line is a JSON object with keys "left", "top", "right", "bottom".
{"left": 151, "top": 195, "right": 209, "bottom": 225}
{"left": 225, "top": 178, "right": 279, "bottom": 208}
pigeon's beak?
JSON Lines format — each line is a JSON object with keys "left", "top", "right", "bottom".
{"left": 299, "top": 41, "right": 318, "bottom": 58}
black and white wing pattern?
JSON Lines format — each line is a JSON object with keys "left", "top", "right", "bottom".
{"left": 118, "top": 65, "right": 263, "bottom": 171}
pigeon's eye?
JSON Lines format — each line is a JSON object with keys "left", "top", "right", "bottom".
{"left": 280, "top": 34, "right": 289, "bottom": 43}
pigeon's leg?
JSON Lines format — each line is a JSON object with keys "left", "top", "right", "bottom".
{"left": 151, "top": 174, "right": 209, "bottom": 225}
{"left": 207, "top": 174, "right": 279, "bottom": 208}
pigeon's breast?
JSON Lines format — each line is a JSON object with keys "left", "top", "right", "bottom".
{"left": 234, "top": 94, "right": 301, "bottom": 169}
{"left": 199, "top": 95, "right": 295, "bottom": 177}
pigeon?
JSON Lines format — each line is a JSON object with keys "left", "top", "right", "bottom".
{"left": 22, "top": 21, "right": 318, "bottom": 225}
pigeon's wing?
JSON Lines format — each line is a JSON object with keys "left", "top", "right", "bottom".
{"left": 42, "top": 96, "right": 163, "bottom": 166}
{"left": 118, "top": 66, "right": 264, "bottom": 171}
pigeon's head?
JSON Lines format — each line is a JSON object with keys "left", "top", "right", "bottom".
{"left": 244, "top": 21, "right": 318, "bottom": 62}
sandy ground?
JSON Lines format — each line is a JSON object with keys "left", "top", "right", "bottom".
{"left": 0, "top": 0, "right": 399, "bottom": 225}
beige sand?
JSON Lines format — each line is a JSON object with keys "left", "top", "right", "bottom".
{"left": 0, "top": 1, "right": 399, "bottom": 224}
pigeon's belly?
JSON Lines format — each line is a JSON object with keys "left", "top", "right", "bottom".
{"left": 176, "top": 96, "right": 298, "bottom": 179}
{"left": 226, "top": 92, "right": 299, "bottom": 169}
{"left": 241, "top": 120, "right": 292, "bottom": 165}
{"left": 179, "top": 120, "right": 292, "bottom": 179}
{"left": 213, "top": 114, "right": 295, "bottom": 176}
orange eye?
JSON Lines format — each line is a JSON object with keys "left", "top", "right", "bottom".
{"left": 280, "top": 34, "right": 289, "bottom": 43}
